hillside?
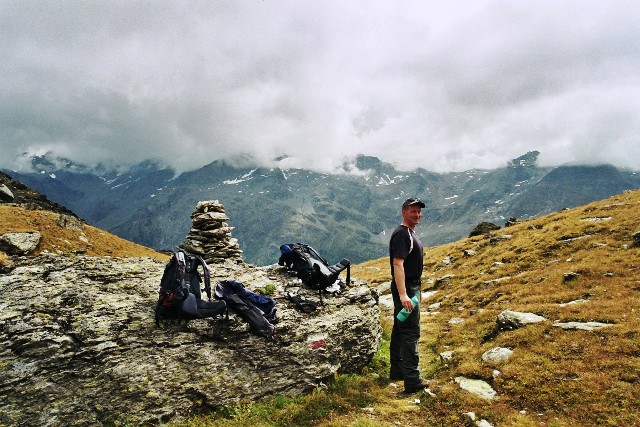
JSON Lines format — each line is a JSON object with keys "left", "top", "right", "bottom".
{"left": 0, "top": 170, "right": 166, "bottom": 261}
{"left": 347, "top": 189, "right": 640, "bottom": 426}
{"left": 0, "top": 206, "right": 167, "bottom": 260}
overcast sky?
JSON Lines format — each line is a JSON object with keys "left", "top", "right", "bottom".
{"left": 1, "top": 1, "right": 639, "bottom": 174}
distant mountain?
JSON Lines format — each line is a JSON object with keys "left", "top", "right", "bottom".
{"left": 4, "top": 152, "right": 639, "bottom": 266}
{"left": 507, "top": 164, "right": 640, "bottom": 217}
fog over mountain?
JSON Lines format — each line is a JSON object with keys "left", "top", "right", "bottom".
{"left": 2, "top": 1, "right": 639, "bottom": 174}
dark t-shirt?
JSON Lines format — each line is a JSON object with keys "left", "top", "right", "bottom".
{"left": 389, "top": 225, "right": 424, "bottom": 280}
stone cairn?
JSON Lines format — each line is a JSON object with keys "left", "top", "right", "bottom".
{"left": 178, "top": 200, "right": 243, "bottom": 264}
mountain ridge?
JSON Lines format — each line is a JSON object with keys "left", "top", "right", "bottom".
{"left": 4, "top": 152, "right": 639, "bottom": 266}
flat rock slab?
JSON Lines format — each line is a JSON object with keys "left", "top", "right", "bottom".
{"left": 552, "top": 321, "right": 613, "bottom": 331}
{"left": 455, "top": 376, "right": 497, "bottom": 400}
{"left": 0, "top": 254, "right": 381, "bottom": 426}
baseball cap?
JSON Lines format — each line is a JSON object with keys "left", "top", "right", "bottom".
{"left": 402, "top": 197, "right": 426, "bottom": 209}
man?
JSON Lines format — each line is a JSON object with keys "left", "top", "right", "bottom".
{"left": 389, "top": 197, "right": 429, "bottom": 393}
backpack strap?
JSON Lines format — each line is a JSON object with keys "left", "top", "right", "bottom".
{"left": 194, "top": 255, "right": 212, "bottom": 300}
{"left": 406, "top": 226, "right": 414, "bottom": 254}
{"left": 175, "top": 251, "right": 187, "bottom": 284}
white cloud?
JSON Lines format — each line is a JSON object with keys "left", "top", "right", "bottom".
{"left": 1, "top": 0, "right": 639, "bottom": 174}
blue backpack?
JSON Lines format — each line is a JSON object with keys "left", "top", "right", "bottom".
{"left": 214, "top": 280, "right": 277, "bottom": 339}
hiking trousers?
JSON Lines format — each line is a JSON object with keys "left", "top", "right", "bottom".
{"left": 389, "top": 279, "right": 421, "bottom": 388}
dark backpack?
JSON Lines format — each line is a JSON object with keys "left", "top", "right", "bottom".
{"left": 214, "top": 280, "right": 277, "bottom": 339}
{"left": 278, "top": 243, "right": 351, "bottom": 293}
{"left": 155, "top": 251, "right": 226, "bottom": 326}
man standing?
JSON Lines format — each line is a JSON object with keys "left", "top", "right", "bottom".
{"left": 389, "top": 197, "right": 428, "bottom": 393}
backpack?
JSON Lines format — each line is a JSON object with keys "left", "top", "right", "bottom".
{"left": 214, "top": 280, "right": 277, "bottom": 339}
{"left": 278, "top": 243, "right": 351, "bottom": 294}
{"left": 155, "top": 251, "right": 226, "bottom": 326}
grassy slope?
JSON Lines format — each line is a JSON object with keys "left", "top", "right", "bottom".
{"left": 178, "top": 190, "right": 639, "bottom": 427}
{"left": 0, "top": 206, "right": 167, "bottom": 261}
{"left": 352, "top": 188, "right": 640, "bottom": 426}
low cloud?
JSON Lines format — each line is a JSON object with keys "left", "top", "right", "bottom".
{"left": 1, "top": 1, "right": 639, "bottom": 174}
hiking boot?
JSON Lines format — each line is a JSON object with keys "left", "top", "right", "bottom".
{"left": 403, "top": 380, "right": 429, "bottom": 394}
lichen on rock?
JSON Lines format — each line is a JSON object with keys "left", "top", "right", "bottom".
{"left": 0, "top": 253, "right": 381, "bottom": 426}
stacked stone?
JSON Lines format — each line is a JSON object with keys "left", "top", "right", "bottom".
{"left": 178, "top": 200, "right": 243, "bottom": 263}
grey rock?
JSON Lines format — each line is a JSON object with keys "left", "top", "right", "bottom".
{"left": 0, "top": 183, "right": 14, "bottom": 201}
{"left": 439, "top": 351, "right": 454, "bottom": 362}
{"left": 0, "top": 254, "right": 381, "bottom": 426}
{"left": 178, "top": 200, "right": 244, "bottom": 264}
{"left": 435, "top": 274, "right": 455, "bottom": 288}
{"left": 481, "top": 347, "right": 513, "bottom": 363}
{"left": 454, "top": 376, "right": 497, "bottom": 400}
{"left": 563, "top": 272, "right": 580, "bottom": 282}
{"left": 468, "top": 222, "right": 500, "bottom": 238}
{"left": 558, "top": 299, "right": 588, "bottom": 307}
{"left": 464, "top": 412, "right": 496, "bottom": 427}
{"left": 0, "top": 232, "right": 41, "bottom": 255}
{"left": 490, "top": 234, "right": 513, "bottom": 244}
{"left": 552, "top": 321, "right": 613, "bottom": 331}
{"left": 56, "top": 213, "right": 84, "bottom": 231}
{"left": 427, "top": 302, "right": 442, "bottom": 311}
{"left": 497, "top": 310, "right": 546, "bottom": 330}
{"left": 504, "top": 217, "right": 523, "bottom": 227}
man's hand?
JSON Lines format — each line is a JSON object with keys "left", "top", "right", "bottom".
{"left": 399, "top": 294, "right": 414, "bottom": 311}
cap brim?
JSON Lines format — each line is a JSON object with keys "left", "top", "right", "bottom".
{"left": 403, "top": 200, "right": 426, "bottom": 208}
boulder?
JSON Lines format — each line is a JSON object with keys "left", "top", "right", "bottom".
{"left": 0, "top": 183, "right": 14, "bottom": 202}
{"left": 454, "top": 376, "right": 497, "bottom": 400}
{"left": 468, "top": 222, "right": 500, "bottom": 238}
{"left": 56, "top": 213, "right": 84, "bottom": 231}
{"left": 0, "top": 232, "right": 41, "bottom": 255}
{"left": 481, "top": 347, "right": 514, "bottom": 363}
{"left": 496, "top": 310, "right": 547, "bottom": 330}
{"left": 0, "top": 254, "right": 381, "bottom": 426}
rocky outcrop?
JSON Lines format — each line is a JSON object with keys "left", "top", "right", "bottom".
{"left": 0, "top": 231, "right": 41, "bottom": 255}
{"left": 0, "top": 254, "right": 381, "bottom": 426}
{"left": 0, "top": 183, "right": 14, "bottom": 202}
{"left": 178, "top": 200, "right": 244, "bottom": 264}
{"left": 468, "top": 222, "right": 500, "bottom": 237}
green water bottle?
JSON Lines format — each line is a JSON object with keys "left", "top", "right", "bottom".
{"left": 396, "top": 295, "right": 420, "bottom": 322}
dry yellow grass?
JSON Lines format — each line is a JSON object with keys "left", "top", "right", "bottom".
{"left": 0, "top": 205, "right": 167, "bottom": 260}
